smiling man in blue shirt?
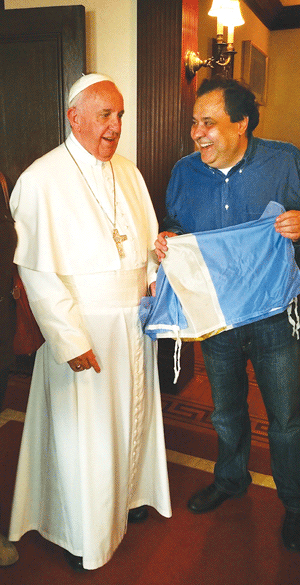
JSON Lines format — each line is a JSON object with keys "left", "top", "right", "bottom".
{"left": 155, "top": 76, "right": 300, "bottom": 553}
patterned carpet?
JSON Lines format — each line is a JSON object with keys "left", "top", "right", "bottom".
{"left": 2, "top": 364, "right": 300, "bottom": 583}
{"left": 161, "top": 342, "right": 272, "bottom": 477}
{"left": 162, "top": 393, "right": 269, "bottom": 447}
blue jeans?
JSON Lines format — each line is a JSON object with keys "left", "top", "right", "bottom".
{"left": 201, "top": 310, "right": 300, "bottom": 512}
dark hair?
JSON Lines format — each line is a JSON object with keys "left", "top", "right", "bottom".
{"left": 197, "top": 76, "right": 259, "bottom": 138}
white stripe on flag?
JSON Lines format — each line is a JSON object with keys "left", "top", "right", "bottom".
{"left": 162, "top": 234, "right": 227, "bottom": 338}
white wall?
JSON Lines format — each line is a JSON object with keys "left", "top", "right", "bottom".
{"left": 5, "top": 0, "right": 137, "bottom": 163}
{"left": 263, "top": 28, "right": 300, "bottom": 149}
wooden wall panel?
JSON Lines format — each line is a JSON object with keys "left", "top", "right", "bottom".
{"left": 137, "top": 0, "right": 198, "bottom": 227}
{"left": 181, "top": 0, "right": 199, "bottom": 159}
{"left": 137, "top": 0, "right": 198, "bottom": 394}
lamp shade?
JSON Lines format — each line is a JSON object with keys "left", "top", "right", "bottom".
{"left": 209, "top": 0, "right": 244, "bottom": 27}
{"left": 208, "top": 0, "right": 226, "bottom": 17}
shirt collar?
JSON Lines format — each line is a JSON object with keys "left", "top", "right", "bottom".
{"left": 224, "top": 135, "right": 256, "bottom": 173}
{"left": 66, "top": 133, "right": 106, "bottom": 167}
{"left": 201, "top": 135, "right": 257, "bottom": 175}
{"left": 242, "top": 134, "right": 257, "bottom": 164}
{"left": 229, "top": 135, "right": 257, "bottom": 174}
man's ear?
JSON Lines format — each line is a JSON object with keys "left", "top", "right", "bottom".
{"left": 67, "top": 106, "right": 80, "bottom": 131}
{"left": 238, "top": 116, "right": 249, "bottom": 136}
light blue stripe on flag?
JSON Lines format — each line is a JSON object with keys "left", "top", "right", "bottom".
{"left": 140, "top": 202, "right": 300, "bottom": 341}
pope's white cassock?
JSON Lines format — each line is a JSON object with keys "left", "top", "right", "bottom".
{"left": 9, "top": 133, "right": 172, "bottom": 570}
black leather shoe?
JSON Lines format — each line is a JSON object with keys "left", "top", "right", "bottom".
{"left": 282, "top": 510, "right": 300, "bottom": 552}
{"left": 64, "top": 550, "right": 86, "bottom": 572}
{"left": 128, "top": 505, "right": 149, "bottom": 523}
{"left": 188, "top": 483, "right": 246, "bottom": 514}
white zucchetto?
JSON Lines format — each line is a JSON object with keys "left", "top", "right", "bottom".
{"left": 68, "top": 73, "right": 114, "bottom": 105}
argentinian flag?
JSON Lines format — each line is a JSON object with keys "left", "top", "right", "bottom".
{"left": 140, "top": 201, "right": 300, "bottom": 349}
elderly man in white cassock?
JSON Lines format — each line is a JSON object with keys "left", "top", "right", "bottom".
{"left": 8, "top": 74, "right": 171, "bottom": 572}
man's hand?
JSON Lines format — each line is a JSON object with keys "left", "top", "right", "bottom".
{"left": 149, "top": 282, "right": 156, "bottom": 297}
{"left": 68, "top": 349, "right": 101, "bottom": 373}
{"left": 275, "top": 210, "right": 300, "bottom": 241}
{"left": 154, "top": 231, "right": 177, "bottom": 261}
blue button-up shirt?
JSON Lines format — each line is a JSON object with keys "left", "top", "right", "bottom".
{"left": 163, "top": 136, "right": 300, "bottom": 265}
{"left": 164, "top": 137, "right": 300, "bottom": 224}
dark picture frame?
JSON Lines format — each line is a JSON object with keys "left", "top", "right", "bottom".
{"left": 241, "top": 40, "right": 268, "bottom": 105}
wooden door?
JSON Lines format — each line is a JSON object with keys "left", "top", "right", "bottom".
{"left": 0, "top": 5, "right": 85, "bottom": 189}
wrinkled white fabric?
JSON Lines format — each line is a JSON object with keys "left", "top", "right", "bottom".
{"left": 9, "top": 139, "right": 171, "bottom": 570}
{"left": 10, "top": 134, "right": 158, "bottom": 282}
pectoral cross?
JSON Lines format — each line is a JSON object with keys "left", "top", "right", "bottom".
{"left": 113, "top": 228, "right": 127, "bottom": 258}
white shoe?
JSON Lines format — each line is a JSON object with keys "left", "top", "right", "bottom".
{"left": 0, "top": 533, "right": 19, "bottom": 566}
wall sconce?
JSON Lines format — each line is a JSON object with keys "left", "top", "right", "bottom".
{"left": 185, "top": 0, "right": 245, "bottom": 79}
